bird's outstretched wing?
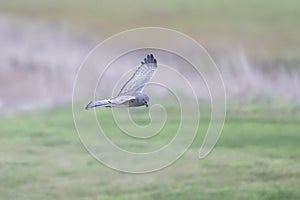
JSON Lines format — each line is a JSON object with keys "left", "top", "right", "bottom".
{"left": 118, "top": 54, "right": 157, "bottom": 96}
{"left": 110, "top": 95, "right": 136, "bottom": 104}
{"left": 85, "top": 95, "right": 136, "bottom": 109}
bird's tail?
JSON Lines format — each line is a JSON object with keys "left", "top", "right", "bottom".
{"left": 85, "top": 99, "right": 112, "bottom": 110}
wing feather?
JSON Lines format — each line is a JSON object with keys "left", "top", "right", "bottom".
{"left": 110, "top": 95, "right": 136, "bottom": 104}
{"left": 118, "top": 54, "right": 157, "bottom": 96}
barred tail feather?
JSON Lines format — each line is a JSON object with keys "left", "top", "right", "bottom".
{"left": 85, "top": 99, "right": 111, "bottom": 110}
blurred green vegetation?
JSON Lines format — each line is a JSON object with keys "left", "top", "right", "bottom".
{"left": 0, "top": 108, "right": 299, "bottom": 199}
{"left": 1, "top": 0, "right": 299, "bottom": 33}
{"left": 1, "top": 0, "right": 300, "bottom": 60}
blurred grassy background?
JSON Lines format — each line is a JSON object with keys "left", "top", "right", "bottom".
{"left": 0, "top": 0, "right": 300, "bottom": 199}
{"left": 1, "top": 0, "right": 300, "bottom": 60}
{"left": 1, "top": 108, "right": 299, "bottom": 199}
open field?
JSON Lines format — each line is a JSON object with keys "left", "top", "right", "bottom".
{"left": 1, "top": 108, "right": 299, "bottom": 199}
{"left": 1, "top": 1, "right": 300, "bottom": 199}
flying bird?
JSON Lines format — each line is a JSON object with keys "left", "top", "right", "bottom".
{"left": 85, "top": 54, "right": 157, "bottom": 110}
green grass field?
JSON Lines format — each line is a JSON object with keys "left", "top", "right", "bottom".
{"left": 1, "top": 108, "right": 299, "bottom": 200}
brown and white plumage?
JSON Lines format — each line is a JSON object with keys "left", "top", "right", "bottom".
{"left": 85, "top": 54, "right": 157, "bottom": 110}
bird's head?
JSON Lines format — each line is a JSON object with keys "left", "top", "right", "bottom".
{"left": 137, "top": 94, "right": 149, "bottom": 107}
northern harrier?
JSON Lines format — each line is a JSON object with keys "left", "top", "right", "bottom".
{"left": 85, "top": 54, "right": 157, "bottom": 110}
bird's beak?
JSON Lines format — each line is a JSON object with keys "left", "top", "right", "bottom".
{"left": 145, "top": 102, "right": 148, "bottom": 107}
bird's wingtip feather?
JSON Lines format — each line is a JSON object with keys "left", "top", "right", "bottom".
{"left": 142, "top": 54, "right": 157, "bottom": 65}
